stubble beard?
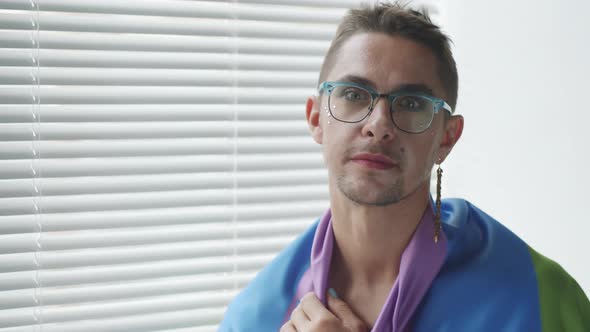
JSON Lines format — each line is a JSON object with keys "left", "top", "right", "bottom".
{"left": 336, "top": 173, "right": 405, "bottom": 207}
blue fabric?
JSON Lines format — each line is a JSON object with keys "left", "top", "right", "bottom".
{"left": 411, "top": 199, "right": 541, "bottom": 331}
{"left": 219, "top": 199, "right": 545, "bottom": 331}
{"left": 217, "top": 220, "right": 319, "bottom": 332}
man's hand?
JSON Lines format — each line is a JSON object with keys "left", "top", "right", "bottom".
{"left": 280, "top": 290, "right": 368, "bottom": 332}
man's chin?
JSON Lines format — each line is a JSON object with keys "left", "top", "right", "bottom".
{"left": 337, "top": 183, "right": 404, "bottom": 207}
{"left": 345, "top": 193, "right": 403, "bottom": 207}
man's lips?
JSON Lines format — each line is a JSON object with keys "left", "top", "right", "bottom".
{"left": 350, "top": 153, "right": 397, "bottom": 170}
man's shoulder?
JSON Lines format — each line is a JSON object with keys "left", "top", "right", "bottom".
{"left": 425, "top": 198, "right": 590, "bottom": 330}
{"left": 440, "top": 198, "right": 560, "bottom": 281}
{"left": 439, "top": 198, "right": 531, "bottom": 266}
{"left": 438, "top": 198, "right": 540, "bottom": 287}
{"left": 217, "top": 218, "right": 319, "bottom": 332}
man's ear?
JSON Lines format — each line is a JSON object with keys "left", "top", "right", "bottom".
{"left": 438, "top": 115, "right": 464, "bottom": 162}
{"left": 306, "top": 96, "right": 323, "bottom": 144}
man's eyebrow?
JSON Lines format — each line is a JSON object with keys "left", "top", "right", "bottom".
{"left": 337, "top": 74, "right": 377, "bottom": 89}
{"left": 394, "top": 84, "right": 435, "bottom": 96}
{"left": 335, "top": 75, "right": 435, "bottom": 96}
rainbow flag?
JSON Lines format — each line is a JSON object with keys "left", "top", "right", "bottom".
{"left": 219, "top": 199, "right": 590, "bottom": 331}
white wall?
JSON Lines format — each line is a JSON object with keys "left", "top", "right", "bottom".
{"left": 438, "top": 0, "right": 589, "bottom": 295}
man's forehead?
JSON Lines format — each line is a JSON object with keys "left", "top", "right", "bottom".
{"left": 334, "top": 73, "right": 435, "bottom": 96}
{"left": 326, "top": 33, "right": 443, "bottom": 95}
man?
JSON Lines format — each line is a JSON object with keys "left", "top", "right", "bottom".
{"left": 219, "top": 2, "right": 590, "bottom": 331}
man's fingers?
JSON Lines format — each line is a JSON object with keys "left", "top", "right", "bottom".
{"left": 290, "top": 291, "right": 367, "bottom": 332}
{"left": 290, "top": 305, "right": 311, "bottom": 330}
{"left": 279, "top": 320, "right": 297, "bottom": 332}
{"left": 326, "top": 289, "right": 368, "bottom": 332}
{"left": 326, "top": 288, "right": 352, "bottom": 319}
{"left": 298, "top": 292, "right": 335, "bottom": 321}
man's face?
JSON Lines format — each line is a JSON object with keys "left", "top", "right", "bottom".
{"left": 308, "top": 33, "right": 460, "bottom": 206}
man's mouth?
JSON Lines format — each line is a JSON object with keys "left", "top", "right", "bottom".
{"left": 350, "top": 153, "right": 398, "bottom": 170}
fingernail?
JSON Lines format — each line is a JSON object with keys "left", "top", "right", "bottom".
{"left": 328, "top": 288, "right": 339, "bottom": 299}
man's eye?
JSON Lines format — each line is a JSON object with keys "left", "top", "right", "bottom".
{"left": 396, "top": 96, "right": 429, "bottom": 112}
{"left": 342, "top": 88, "right": 368, "bottom": 101}
{"left": 400, "top": 97, "right": 420, "bottom": 108}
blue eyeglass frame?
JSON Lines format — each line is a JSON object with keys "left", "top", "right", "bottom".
{"left": 318, "top": 81, "right": 454, "bottom": 133}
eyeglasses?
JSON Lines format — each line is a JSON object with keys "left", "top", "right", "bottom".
{"left": 318, "top": 81, "right": 454, "bottom": 134}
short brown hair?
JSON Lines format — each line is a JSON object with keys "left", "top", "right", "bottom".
{"left": 319, "top": 1, "right": 458, "bottom": 110}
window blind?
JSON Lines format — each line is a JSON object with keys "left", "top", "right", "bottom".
{"left": 0, "top": 0, "right": 369, "bottom": 331}
{"left": 0, "top": 0, "right": 443, "bottom": 331}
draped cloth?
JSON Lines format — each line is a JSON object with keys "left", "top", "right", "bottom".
{"left": 282, "top": 203, "right": 447, "bottom": 331}
{"left": 218, "top": 199, "right": 590, "bottom": 332}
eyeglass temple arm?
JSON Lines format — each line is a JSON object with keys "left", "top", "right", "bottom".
{"left": 442, "top": 101, "right": 454, "bottom": 115}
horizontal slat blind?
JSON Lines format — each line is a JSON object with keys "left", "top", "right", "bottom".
{"left": 0, "top": 0, "right": 365, "bottom": 330}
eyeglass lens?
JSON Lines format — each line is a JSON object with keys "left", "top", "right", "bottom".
{"left": 327, "top": 85, "right": 435, "bottom": 133}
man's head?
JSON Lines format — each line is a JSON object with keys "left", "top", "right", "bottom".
{"left": 320, "top": 2, "right": 458, "bottom": 111}
{"left": 306, "top": 2, "right": 463, "bottom": 207}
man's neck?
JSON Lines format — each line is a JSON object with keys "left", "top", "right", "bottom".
{"left": 328, "top": 182, "right": 430, "bottom": 287}
{"left": 326, "top": 181, "right": 431, "bottom": 328}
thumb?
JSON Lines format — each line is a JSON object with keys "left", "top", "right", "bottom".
{"left": 326, "top": 288, "right": 368, "bottom": 332}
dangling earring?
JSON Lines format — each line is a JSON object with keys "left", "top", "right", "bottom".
{"left": 434, "top": 161, "right": 443, "bottom": 243}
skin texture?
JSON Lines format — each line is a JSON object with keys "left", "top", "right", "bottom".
{"left": 281, "top": 32, "right": 464, "bottom": 330}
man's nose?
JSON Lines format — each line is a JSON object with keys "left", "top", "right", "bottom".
{"left": 362, "top": 97, "right": 396, "bottom": 141}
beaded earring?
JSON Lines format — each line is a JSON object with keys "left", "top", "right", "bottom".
{"left": 434, "top": 162, "right": 443, "bottom": 243}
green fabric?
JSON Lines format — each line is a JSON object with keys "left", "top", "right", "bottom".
{"left": 529, "top": 247, "right": 590, "bottom": 331}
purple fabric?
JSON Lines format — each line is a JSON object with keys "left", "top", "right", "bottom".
{"left": 283, "top": 209, "right": 333, "bottom": 319}
{"left": 284, "top": 204, "right": 447, "bottom": 332}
